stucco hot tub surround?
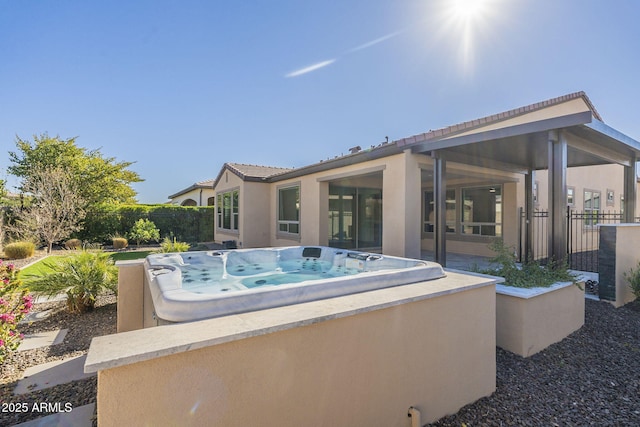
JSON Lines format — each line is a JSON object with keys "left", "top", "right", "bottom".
{"left": 88, "top": 261, "right": 500, "bottom": 426}
{"left": 144, "top": 246, "right": 446, "bottom": 323}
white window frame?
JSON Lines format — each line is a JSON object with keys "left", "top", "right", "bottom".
{"left": 460, "top": 185, "right": 503, "bottom": 237}
{"left": 277, "top": 184, "right": 300, "bottom": 237}
{"left": 423, "top": 189, "right": 456, "bottom": 234}
{"left": 583, "top": 189, "right": 601, "bottom": 228}
{"left": 216, "top": 188, "right": 239, "bottom": 232}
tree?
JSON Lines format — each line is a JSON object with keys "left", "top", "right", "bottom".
{"left": 8, "top": 134, "right": 143, "bottom": 207}
{"left": 11, "top": 166, "right": 86, "bottom": 253}
{"left": 128, "top": 218, "right": 160, "bottom": 246}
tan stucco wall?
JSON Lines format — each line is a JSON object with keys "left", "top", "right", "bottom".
{"left": 97, "top": 284, "right": 496, "bottom": 426}
{"left": 496, "top": 283, "right": 584, "bottom": 357}
{"left": 535, "top": 164, "right": 625, "bottom": 213}
{"left": 382, "top": 151, "right": 421, "bottom": 257}
{"left": 240, "top": 181, "right": 271, "bottom": 248}
{"left": 116, "top": 261, "right": 145, "bottom": 333}
{"left": 266, "top": 152, "right": 418, "bottom": 255}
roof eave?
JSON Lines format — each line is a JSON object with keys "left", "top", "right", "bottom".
{"left": 267, "top": 142, "right": 402, "bottom": 182}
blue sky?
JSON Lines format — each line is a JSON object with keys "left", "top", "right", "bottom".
{"left": 2, "top": 0, "right": 640, "bottom": 203}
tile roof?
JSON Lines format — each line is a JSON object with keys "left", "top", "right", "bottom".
{"left": 211, "top": 162, "right": 296, "bottom": 184}
{"left": 225, "top": 163, "right": 294, "bottom": 179}
{"left": 168, "top": 179, "right": 216, "bottom": 199}
{"left": 396, "top": 91, "right": 602, "bottom": 148}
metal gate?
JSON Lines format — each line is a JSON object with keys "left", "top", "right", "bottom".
{"left": 566, "top": 210, "right": 625, "bottom": 272}
{"left": 517, "top": 208, "right": 548, "bottom": 264}
{"left": 519, "top": 208, "right": 636, "bottom": 272}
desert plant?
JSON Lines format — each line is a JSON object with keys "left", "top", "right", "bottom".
{"left": 22, "top": 251, "right": 117, "bottom": 313}
{"left": 112, "top": 237, "right": 129, "bottom": 250}
{"left": 624, "top": 261, "right": 640, "bottom": 299}
{"left": 158, "top": 237, "right": 190, "bottom": 253}
{"left": 128, "top": 219, "right": 160, "bottom": 247}
{"left": 65, "top": 238, "right": 82, "bottom": 250}
{"left": 0, "top": 261, "right": 32, "bottom": 364}
{"left": 3, "top": 241, "right": 36, "bottom": 259}
{"left": 480, "top": 239, "right": 576, "bottom": 288}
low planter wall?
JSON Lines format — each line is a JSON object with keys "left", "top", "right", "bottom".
{"left": 496, "top": 282, "right": 585, "bottom": 358}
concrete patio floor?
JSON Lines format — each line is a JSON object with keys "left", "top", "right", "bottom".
{"left": 420, "top": 250, "right": 494, "bottom": 271}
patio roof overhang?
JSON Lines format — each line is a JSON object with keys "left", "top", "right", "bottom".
{"left": 403, "top": 111, "right": 640, "bottom": 173}
{"left": 400, "top": 108, "right": 640, "bottom": 267}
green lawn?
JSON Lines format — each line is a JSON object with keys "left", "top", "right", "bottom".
{"left": 18, "top": 250, "right": 153, "bottom": 278}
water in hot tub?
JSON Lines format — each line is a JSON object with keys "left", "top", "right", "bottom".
{"left": 179, "top": 255, "right": 360, "bottom": 294}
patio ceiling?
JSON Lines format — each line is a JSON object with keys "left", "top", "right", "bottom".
{"left": 403, "top": 111, "right": 640, "bottom": 174}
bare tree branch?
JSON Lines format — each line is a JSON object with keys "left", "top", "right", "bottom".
{"left": 10, "top": 166, "right": 86, "bottom": 253}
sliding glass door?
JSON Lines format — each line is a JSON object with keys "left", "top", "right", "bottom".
{"left": 328, "top": 185, "right": 382, "bottom": 250}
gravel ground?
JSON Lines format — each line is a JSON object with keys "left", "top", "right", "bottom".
{"left": 0, "top": 294, "right": 116, "bottom": 426}
{"left": 1, "top": 252, "right": 639, "bottom": 426}
{"left": 429, "top": 299, "right": 640, "bottom": 426}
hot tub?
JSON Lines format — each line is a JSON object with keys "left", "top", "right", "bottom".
{"left": 145, "top": 246, "right": 445, "bottom": 323}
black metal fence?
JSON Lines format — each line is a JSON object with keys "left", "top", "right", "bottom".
{"left": 567, "top": 210, "right": 627, "bottom": 272}
{"left": 519, "top": 208, "right": 640, "bottom": 272}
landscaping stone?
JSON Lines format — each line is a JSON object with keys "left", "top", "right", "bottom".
{"left": 18, "top": 329, "right": 67, "bottom": 352}
{"left": 19, "top": 309, "right": 54, "bottom": 324}
{"left": 14, "top": 355, "right": 95, "bottom": 395}
{"left": 11, "top": 403, "right": 95, "bottom": 427}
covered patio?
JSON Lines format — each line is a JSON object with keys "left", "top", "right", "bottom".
{"left": 399, "top": 92, "right": 640, "bottom": 267}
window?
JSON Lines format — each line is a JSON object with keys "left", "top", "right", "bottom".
{"left": 583, "top": 190, "right": 600, "bottom": 227}
{"left": 461, "top": 186, "right": 502, "bottom": 236}
{"left": 278, "top": 185, "right": 300, "bottom": 235}
{"left": 217, "top": 189, "right": 239, "bottom": 231}
{"left": 423, "top": 190, "right": 456, "bottom": 233}
{"left": 567, "top": 187, "right": 575, "bottom": 207}
{"left": 621, "top": 194, "right": 625, "bottom": 216}
{"left": 533, "top": 181, "right": 539, "bottom": 206}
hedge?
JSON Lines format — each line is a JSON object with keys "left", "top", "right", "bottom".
{"left": 76, "top": 204, "right": 215, "bottom": 244}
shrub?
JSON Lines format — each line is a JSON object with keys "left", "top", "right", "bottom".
{"left": 3, "top": 241, "right": 36, "bottom": 260}
{"left": 22, "top": 251, "right": 117, "bottom": 313}
{"left": 0, "top": 261, "right": 33, "bottom": 364}
{"left": 128, "top": 219, "right": 160, "bottom": 247}
{"left": 159, "top": 237, "right": 190, "bottom": 253}
{"left": 112, "top": 237, "right": 128, "bottom": 250}
{"left": 480, "top": 240, "right": 576, "bottom": 288}
{"left": 65, "top": 238, "right": 82, "bottom": 250}
{"left": 77, "top": 204, "right": 214, "bottom": 244}
{"left": 624, "top": 261, "right": 640, "bottom": 299}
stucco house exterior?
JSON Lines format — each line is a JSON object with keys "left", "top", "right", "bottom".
{"left": 212, "top": 92, "right": 640, "bottom": 267}
{"left": 168, "top": 179, "right": 216, "bottom": 206}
